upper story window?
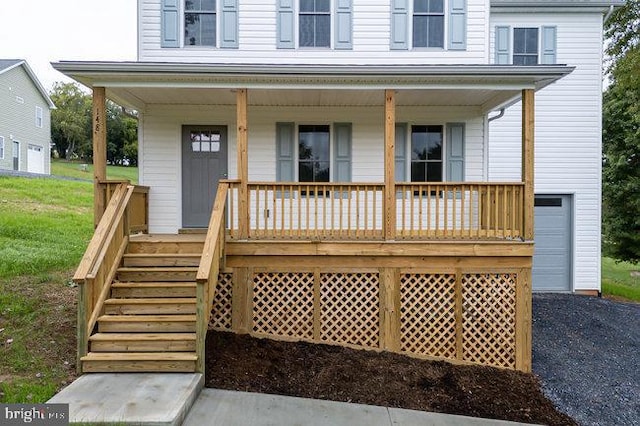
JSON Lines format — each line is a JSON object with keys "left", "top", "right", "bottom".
{"left": 299, "top": 0, "right": 331, "bottom": 48}
{"left": 35, "top": 106, "right": 43, "bottom": 128}
{"left": 185, "top": 0, "right": 216, "bottom": 46}
{"left": 513, "top": 28, "right": 538, "bottom": 65}
{"left": 495, "top": 25, "right": 556, "bottom": 65}
{"left": 413, "top": 0, "right": 445, "bottom": 49}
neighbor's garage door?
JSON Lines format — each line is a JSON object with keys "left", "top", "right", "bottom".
{"left": 27, "top": 144, "right": 44, "bottom": 174}
{"left": 532, "top": 194, "right": 572, "bottom": 292}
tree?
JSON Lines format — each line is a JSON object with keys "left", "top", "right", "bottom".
{"left": 50, "top": 82, "right": 91, "bottom": 160}
{"left": 602, "top": 1, "right": 640, "bottom": 263}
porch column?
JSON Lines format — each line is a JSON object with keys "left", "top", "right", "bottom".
{"left": 384, "top": 89, "right": 396, "bottom": 240}
{"left": 92, "top": 87, "right": 107, "bottom": 227}
{"left": 522, "top": 89, "right": 534, "bottom": 241}
{"left": 237, "top": 88, "right": 249, "bottom": 239}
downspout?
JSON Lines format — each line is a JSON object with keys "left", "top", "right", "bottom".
{"left": 485, "top": 108, "right": 506, "bottom": 181}
{"left": 604, "top": 5, "right": 615, "bottom": 23}
{"left": 488, "top": 108, "right": 505, "bottom": 122}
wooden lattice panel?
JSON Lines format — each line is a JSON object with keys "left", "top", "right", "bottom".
{"left": 210, "top": 272, "right": 233, "bottom": 330}
{"left": 252, "top": 272, "right": 314, "bottom": 339}
{"left": 320, "top": 273, "right": 379, "bottom": 348}
{"left": 400, "top": 274, "right": 457, "bottom": 358}
{"left": 462, "top": 273, "right": 516, "bottom": 368}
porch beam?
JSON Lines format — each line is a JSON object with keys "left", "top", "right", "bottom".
{"left": 92, "top": 87, "right": 107, "bottom": 227}
{"left": 237, "top": 89, "right": 249, "bottom": 239}
{"left": 384, "top": 89, "right": 396, "bottom": 240}
{"left": 521, "top": 89, "right": 534, "bottom": 241}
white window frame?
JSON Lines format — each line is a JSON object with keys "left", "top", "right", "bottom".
{"left": 410, "top": 0, "right": 447, "bottom": 50}
{"left": 183, "top": 0, "right": 218, "bottom": 48}
{"left": 397, "top": 123, "right": 449, "bottom": 182}
{"left": 12, "top": 140, "right": 20, "bottom": 171}
{"left": 35, "top": 106, "right": 43, "bottom": 128}
{"left": 512, "top": 27, "right": 539, "bottom": 65}
{"left": 296, "top": 123, "right": 333, "bottom": 183}
{"left": 298, "top": 0, "right": 332, "bottom": 49}
{"left": 0, "top": 136, "right": 4, "bottom": 160}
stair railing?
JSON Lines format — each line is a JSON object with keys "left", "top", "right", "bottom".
{"left": 195, "top": 182, "right": 230, "bottom": 373}
{"left": 73, "top": 181, "right": 149, "bottom": 373}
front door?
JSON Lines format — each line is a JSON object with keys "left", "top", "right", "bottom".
{"left": 12, "top": 141, "right": 19, "bottom": 171}
{"left": 182, "top": 126, "right": 228, "bottom": 228}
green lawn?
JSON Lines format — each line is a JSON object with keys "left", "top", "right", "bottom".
{"left": 0, "top": 176, "right": 93, "bottom": 403}
{"left": 602, "top": 257, "right": 640, "bottom": 302}
{"left": 51, "top": 159, "right": 138, "bottom": 183}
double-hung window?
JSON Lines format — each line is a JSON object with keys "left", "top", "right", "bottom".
{"left": 298, "top": 125, "right": 330, "bottom": 182}
{"left": 413, "top": 0, "right": 445, "bottom": 48}
{"left": 410, "top": 125, "right": 443, "bottom": 182}
{"left": 299, "top": 0, "right": 331, "bottom": 48}
{"left": 35, "top": 106, "right": 43, "bottom": 128}
{"left": 513, "top": 28, "right": 538, "bottom": 65}
{"left": 0, "top": 136, "right": 4, "bottom": 160}
{"left": 185, "top": 0, "right": 216, "bottom": 46}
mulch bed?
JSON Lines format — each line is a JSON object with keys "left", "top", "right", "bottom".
{"left": 205, "top": 331, "right": 576, "bottom": 425}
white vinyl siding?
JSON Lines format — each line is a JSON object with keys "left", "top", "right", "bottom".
{"left": 139, "top": 0, "right": 488, "bottom": 64}
{"left": 141, "top": 104, "right": 483, "bottom": 233}
{"left": 489, "top": 12, "right": 603, "bottom": 292}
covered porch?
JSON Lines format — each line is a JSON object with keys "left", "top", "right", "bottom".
{"left": 56, "top": 62, "right": 571, "bottom": 373}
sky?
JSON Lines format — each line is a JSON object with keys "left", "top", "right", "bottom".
{"left": 0, "top": 0, "right": 137, "bottom": 90}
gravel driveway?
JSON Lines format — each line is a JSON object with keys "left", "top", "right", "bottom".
{"left": 533, "top": 294, "right": 640, "bottom": 426}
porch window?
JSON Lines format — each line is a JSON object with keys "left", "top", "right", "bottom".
{"left": 413, "top": 0, "right": 445, "bottom": 48}
{"left": 185, "top": 0, "right": 216, "bottom": 46}
{"left": 299, "top": 0, "right": 331, "bottom": 47}
{"left": 299, "top": 125, "right": 330, "bottom": 182}
{"left": 513, "top": 28, "right": 538, "bottom": 65}
{"left": 411, "top": 125, "right": 443, "bottom": 182}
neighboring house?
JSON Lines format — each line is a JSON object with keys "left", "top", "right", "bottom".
{"left": 0, "top": 59, "right": 54, "bottom": 174}
{"left": 54, "top": 0, "right": 621, "bottom": 375}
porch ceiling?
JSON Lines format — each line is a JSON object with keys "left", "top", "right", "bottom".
{"left": 52, "top": 61, "right": 574, "bottom": 113}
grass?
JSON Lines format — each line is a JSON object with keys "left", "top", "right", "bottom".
{"left": 0, "top": 176, "right": 93, "bottom": 403}
{"left": 51, "top": 159, "right": 138, "bottom": 183}
{"left": 602, "top": 256, "right": 640, "bottom": 302}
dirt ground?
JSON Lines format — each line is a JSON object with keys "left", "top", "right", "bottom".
{"left": 206, "top": 331, "right": 576, "bottom": 425}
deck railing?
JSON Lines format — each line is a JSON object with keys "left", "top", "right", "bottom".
{"left": 195, "top": 182, "right": 229, "bottom": 372}
{"left": 226, "top": 182, "right": 524, "bottom": 241}
{"left": 73, "top": 182, "right": 150, "bottom": 373}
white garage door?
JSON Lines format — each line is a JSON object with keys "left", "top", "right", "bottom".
{"left": 532, "top": 195, "right": 572, "bottom": 292}
{"left": 27, "top": 144, "right": 44, "bottom": 174}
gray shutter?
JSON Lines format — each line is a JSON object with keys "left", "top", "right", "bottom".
{"left": 333, "top": 123, "right": 352, "bottom": 182}
{"left": 161, "top": 0, "right": 180, "bottom": 48}
{"left": 276, "top": 122, "right": 295, "bottom": 181}
{"left": 495, "top": 26, "right": 510, "bottom": 64}
{"left": 541, "top": 26, "right": 557, "bottom": 64}
{"left": 446, "top": 123, "right": 465, "bottom": 182}
{"left": 395, "top": 123, "right": 407, "bottom": 182}
{"left": 448, "top": 0, "right": 467, "bottom": 50}
{"left": 220, "top": 0, "right": 239, "bottom": 48}
{"left": 390, "top": 0, "right": 409, "bottom": 50}
{"left": 277, "top": 0, "right": 295, "bottom": 49}
{"left": 335, "top": 0, "right": 353, "bottom": 50}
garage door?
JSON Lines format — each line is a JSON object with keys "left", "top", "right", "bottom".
{"left": 532, "top": 195, "right": 572, "bottom": 292}
{"left": 27, "top": 144, "right": 44, "bottom": 174}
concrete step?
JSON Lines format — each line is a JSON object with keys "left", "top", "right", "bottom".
{"left": 89, "top": 333, "right": 197, "bottom": 352}
{"left": 97, "top": 315, "right": 197, "bottom": 333}
{"left": 112, "top": 282, "right": 197, "bottom": 298}
{"left": 81, "top": 352, "right": 198, "bottom": 373}
{"left": 122, "top": 253, "right": 202, "bottom": 267}
{"left": 104, "top": 298, "right": 197, "bottom": 315}
{"left": 116, "top": 267, "right": 198, "bottom": 282}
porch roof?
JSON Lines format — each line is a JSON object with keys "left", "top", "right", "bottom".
{"left": 52, "top": 61, "right": 573, "bottom": 112}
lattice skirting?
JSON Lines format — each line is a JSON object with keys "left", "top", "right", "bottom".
{"left": 211, "top": 269, "right": 522, "bottom": 369}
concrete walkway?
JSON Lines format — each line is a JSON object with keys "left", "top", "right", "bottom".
{"left": 49, "top": 374, "right": 534, "bottom": 425}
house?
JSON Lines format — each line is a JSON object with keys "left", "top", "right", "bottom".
{"left": 0, "top": 59, "right": 54, "bottom": 174}
{"left": 53, "top": 0, "right": 621, "bottom": 375}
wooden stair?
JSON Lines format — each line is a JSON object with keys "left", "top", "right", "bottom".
{"left": 81, "top": 235, "right": 204, "bottom": 373}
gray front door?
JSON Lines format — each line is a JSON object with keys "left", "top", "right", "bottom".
{"left": 532, "top": 194, "right": 572, "bottom": 292}
{"left": 182, "top": 126, "right": 228, "bottom": 228}
{"left": 12, "top": 141, "right": 19, "bottom": 171}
